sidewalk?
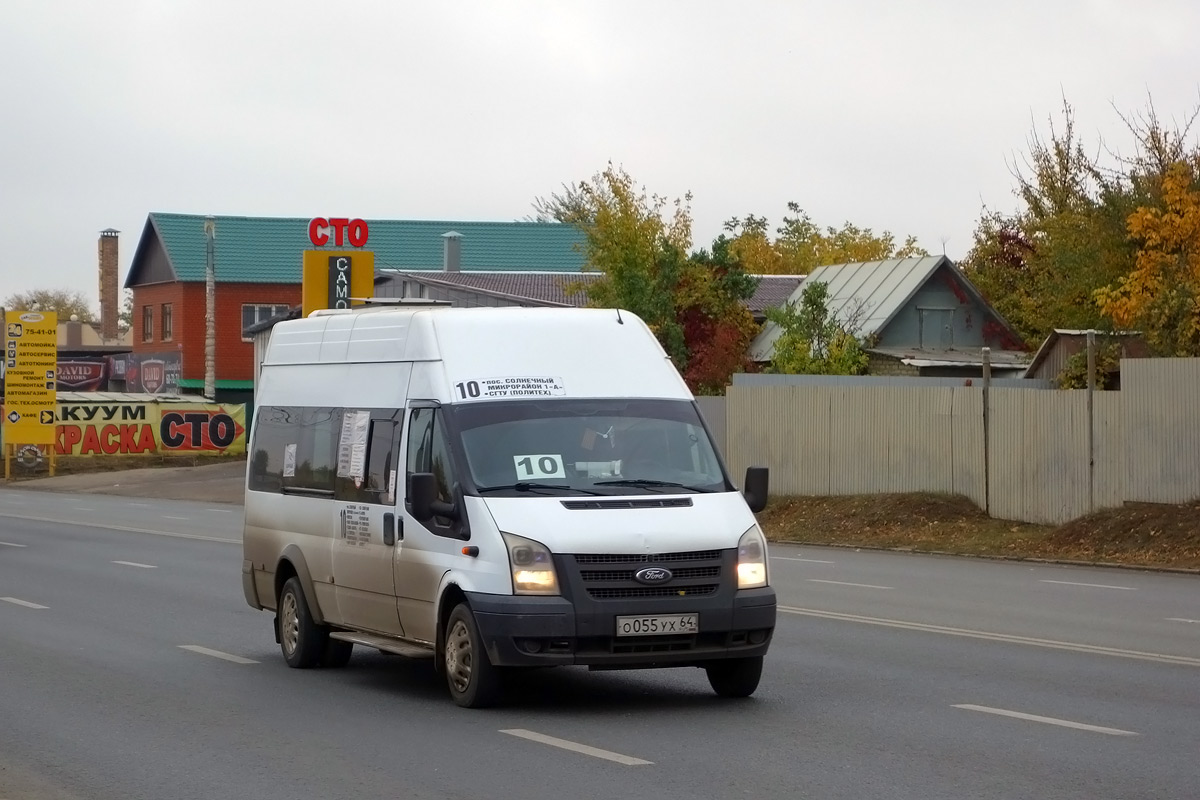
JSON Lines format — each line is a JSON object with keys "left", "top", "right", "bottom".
{"left": 2, "top": 461, "right": 247, "bottom": 505}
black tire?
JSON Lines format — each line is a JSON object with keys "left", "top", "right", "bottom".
{"left": 321, "top": 638, "right": 354, "bottom": 668}
{"left": 278, "top": 577, "right": 327, "bottom": 669}
{"left": 705, "top": 656, "right": 763, "bottom": 698}
{"left": 443, "top": 603, "right": 501, "bottom": 708}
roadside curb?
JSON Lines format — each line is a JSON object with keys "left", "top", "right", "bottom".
{"left": 770, "top": 539, "right": 1200, "bottom": 576}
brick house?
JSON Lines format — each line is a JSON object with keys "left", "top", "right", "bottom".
{"left": 125, "top": 213, "right": 592, "bottom": 407}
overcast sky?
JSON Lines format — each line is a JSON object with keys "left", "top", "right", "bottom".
{"left": 3, "top": 0, "right": 1198, "bottom": 310}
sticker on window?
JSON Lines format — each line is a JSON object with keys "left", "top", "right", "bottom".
{"left": 513, "top": 454, "right": 566, "bottom": 480}
{"left": 455, "top": 376, "right": 566, "bottom": 400}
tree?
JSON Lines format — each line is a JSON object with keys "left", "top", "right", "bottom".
{"left": 118, "top": 291, "right": 134, "bottom": 329}
{"left": 554, "top": 163, "right": 693, "bottom": 367}
{"left": 3, "top": 288, "right": 95, "bottom": 321}
{"left": 537, "top": 164, "right": 761, "bottom": 394}
{"left": 763, "top": 282, "right": 869, "bottom": 375}
{"left": 724, "top": 203, "right": 926, "bottom": 276}
{"left": 961, "top": 95, "right": 1199, "bottom": 351}
{"left": 1095, "top": 158, "right": 1200, "bottom": 355}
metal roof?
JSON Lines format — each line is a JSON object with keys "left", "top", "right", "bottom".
{"left": 126, "top": 213, "right": 589, "bottom": 287}
{"left": 749, "top": 256, "right": 980, "bottom": 361}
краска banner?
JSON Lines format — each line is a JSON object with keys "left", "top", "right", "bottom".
{"left": 53, "top": 400, "right": 246, "bottom": 456}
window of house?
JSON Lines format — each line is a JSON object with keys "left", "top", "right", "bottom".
{"left": 142, "top": 305, "right": 153, "bottom": 342}
{"left": 242, "top": 304, "right": 292, "bottom": 341}
{"left": 161, "top": 304, "right": 173, "bottom": 341}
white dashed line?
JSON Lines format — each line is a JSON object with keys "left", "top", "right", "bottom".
{"left": 178, "top": 645, "right": 258, "bottom": 664}
{"left": 1167, "top": 618, "right": 1200, "bottom": 624}
{"left": 953, "top": 705, "right": 1138, "bottom": 736}
{"left": 808, "top": 579, "right": 892, "bottom": 590}
{"left": 113, "top": 560, "right": 157, "bottom": 569}
{"left": 780, "top": 607, "right": 1200, "bottom": 667}
{"left": 1, "top": 597, "right": 49, "bottom": 609}
{"left": 500, "top": 729, "right": 653, "bottom": 765}
{"left": 163, "top": 516, "right": 190, "bottom": 521}
{"left": 1039, "top": 580, "right": 1137, "bottom": 591}
{"left": 0, "top": 512, "right": 237, "bottom": 544}
{"left": 0, "top": 541, "right": 28, "bottom": 548}
{"left": 72, "top": 506, "right": 94, "bottom": 511}
{"left": 773, "top": 556, "right": 836, "bottom": 564}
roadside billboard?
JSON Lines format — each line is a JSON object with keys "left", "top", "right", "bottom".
{"left": 52, "top": 398, "right": 246, "bottom": 457}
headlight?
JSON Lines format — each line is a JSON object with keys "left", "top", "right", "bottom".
{"left": 737, "top": 525, "right": 768, "bottom": 589}
{"left": 502, "top": 532, "right": 560, "bottom": 596}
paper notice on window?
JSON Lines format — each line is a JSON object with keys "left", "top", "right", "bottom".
{"left": 283, "top": 443, "right": 297, "bottom": 478}
{"left": 337, "top": 410, "right": 371, "bottom": 479}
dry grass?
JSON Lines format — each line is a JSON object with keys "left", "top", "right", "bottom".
{"left": 757, "top": 493, "right": 1200, "bottom": 570}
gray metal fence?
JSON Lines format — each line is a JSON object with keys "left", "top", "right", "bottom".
{"left": 714, "top": 358, "right": 1200, "bottom": 525}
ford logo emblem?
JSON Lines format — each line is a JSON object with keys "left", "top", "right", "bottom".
{"left": 634, "top": 567, "right": 673, "bottom": 585}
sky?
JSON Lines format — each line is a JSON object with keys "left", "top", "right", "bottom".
{"left": 2, "top": 0, "right": 1199, "bottom": 311}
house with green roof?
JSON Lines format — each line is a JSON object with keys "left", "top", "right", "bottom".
{"left": 123, "top": 212, "right": 587, "bottom": 403}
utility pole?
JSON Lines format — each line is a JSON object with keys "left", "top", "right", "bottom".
{"left": 204, "top": 216, "right": 216, "bottom": 401}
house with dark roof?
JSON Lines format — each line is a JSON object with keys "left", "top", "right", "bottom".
{"left": 125, "top": 213, "right": 589, "bottom": 404}
{"left": 749, "top": 256, "right": 1030, "bottom": 378}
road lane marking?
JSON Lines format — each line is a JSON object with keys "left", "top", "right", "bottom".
{"left": 178, "top": 645, "right": 258, "bottom": 664}
{"left": 113, "top": 560, "right": 157, "bottom": 569}
{"left": 1, "top": 597, "right": 49, "bottom": 609}
{"left": 1167, "top": 618, "right": 1200, "bottom": 624}
{"left": 953, "top": 705, "right": 1138, "bottom": 736}
{"left": 128, "top": 503, "right": 150, "bottom": 507}
{"left": 164, "top": 516, "right": 190, "bottom": 521}
{"left": 779, "top": 606, "right": 1200, "bottom": 667}
{"left": 0, "top": 541, "right": 28, "bottom": 548}
{"left": 208, "top": 508, "right": 236, "bottom": 513}
{"left": 1039, "top": 580, "right": 1137, "bottom": 591}
{"left": 499, "top": 729, "right": 652, "bottom": 765}
{"left": 0, "top": 511, "right": 238, "bottom": 544}
{"left": 773, "top": 556, "right": 836, "bottom": 564}
{"left": 72, "top": 506, "right": 94, "bottom": 511}
{"left": 808, "top": 579, "right": 892, "bottom": 590}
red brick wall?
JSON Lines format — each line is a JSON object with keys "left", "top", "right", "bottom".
{"left": 132, "top": 282, "right": 300, "bottom": 382}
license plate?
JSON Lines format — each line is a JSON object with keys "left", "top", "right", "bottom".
{"left": 615, "top": 613, "right": 698, "bottom": 637}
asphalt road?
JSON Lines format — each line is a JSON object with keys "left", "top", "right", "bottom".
{"left": 1, "top": 488, "right": 1198, "bottom": 800}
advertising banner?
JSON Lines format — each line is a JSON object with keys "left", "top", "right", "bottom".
{"left": 57, "top": 358, "right": 109, "bottom": 391}
{"left": 53, "top": 399, "right": 246, "bottom": 457}
{"left": 122, "top": 352, "right": 183, "bottom": 394}
{"left": 3, "top": 309, "right": 58, "bottom": 445}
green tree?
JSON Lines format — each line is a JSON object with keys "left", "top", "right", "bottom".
{"left": 551, "top": 163, "right": 693, "bottom": 367}
{"left": 961, "top": 96, "right": 1198, "bottom": 350}
{"left": 536, "top": 164, "right": 762, "bottom": 393}
{"left": 764, "top": 282, "right": 869, "bottom": 375}
{"left": 3, "top": 288, "right": 94, "bottom": 321}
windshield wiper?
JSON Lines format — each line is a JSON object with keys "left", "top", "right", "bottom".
{"left": 477, "top": 482, "right": 604, "bottom": 496}
{"left": 591, "top": 479, "right": 714, "bottom": 493}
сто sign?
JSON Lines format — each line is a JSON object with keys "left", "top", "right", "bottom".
{"left": 308, "top": 217, "right": 369, "bottom": 248}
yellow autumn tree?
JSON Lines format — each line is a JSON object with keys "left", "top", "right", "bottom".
{"left": 723, "top": 203, "right": 925, "bottom": 275}
{"left": 1095, "top": 158, "right": 1200, "bottom": 356}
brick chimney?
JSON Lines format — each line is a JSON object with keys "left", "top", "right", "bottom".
{"left": 442, "top": 231, "right": 462, "bottom": 272}
{"left": 98, "top": 228, "right": 119, "bottom": 340}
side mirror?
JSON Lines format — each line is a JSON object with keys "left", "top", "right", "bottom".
{"left": 409, "top": 472, "right": 438, "bottom": 522}
{"left": 743, "top": 466, "right": 769, "bottom": 513}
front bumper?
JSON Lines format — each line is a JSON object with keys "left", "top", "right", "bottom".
{"left": 466, "top": 587, "right": 776, "bottom": 668}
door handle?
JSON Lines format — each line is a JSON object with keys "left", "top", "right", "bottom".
{"left": 383, "top": 513, "right": 395, "bottom": 547}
